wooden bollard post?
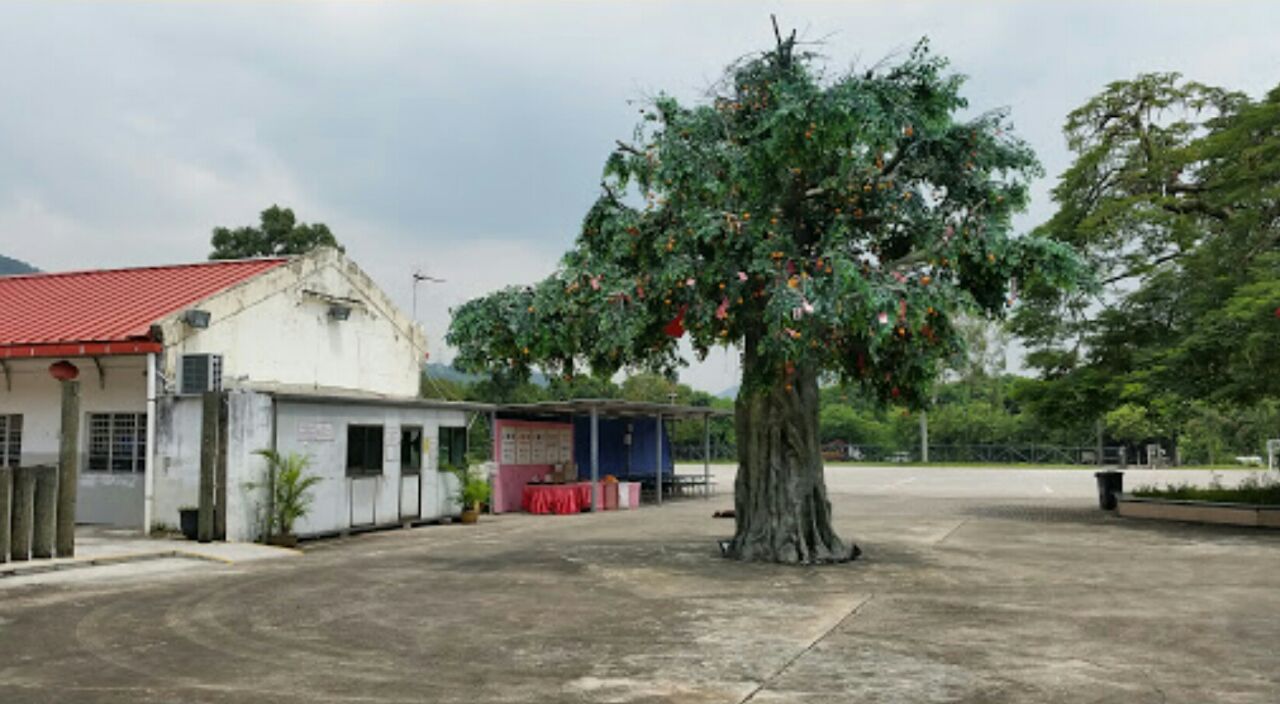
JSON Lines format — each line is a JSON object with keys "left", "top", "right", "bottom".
{"left": 11, "top": 466, "right": 35, "bottom": 561}
{"left": 56, "top": 380, "right": 81, "bottom": 557}
{"left": 0, "top": 467, "right": 11, "bottom": 564}
{"left": 32, "top": 465, "right": 59, "bottom": 559}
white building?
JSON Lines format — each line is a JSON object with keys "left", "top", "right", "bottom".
{"left": 0, "top": 247, "right": 477, "bottom": 540}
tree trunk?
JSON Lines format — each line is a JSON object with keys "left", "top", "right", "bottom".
{"left": 727, "top": 357, "right": 859, "bottom": 564}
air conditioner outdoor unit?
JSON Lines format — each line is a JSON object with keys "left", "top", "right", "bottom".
{"left": 180, "top": 354, "right": 223, "bottom": 395}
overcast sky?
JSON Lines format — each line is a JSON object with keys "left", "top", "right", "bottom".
{"left": 3, "top": 1, "right": 1279, "bottom": 394}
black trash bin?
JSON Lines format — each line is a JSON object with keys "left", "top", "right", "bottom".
{"left": 179, "top": 508, "right": 199, "bottom": 540}
{"left": 1094, "top": 471, "right": 1124, "bottom": 510}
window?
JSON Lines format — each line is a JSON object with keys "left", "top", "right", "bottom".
{"left": 87, "top": 413, "right": 147, "bottom": 473}
{"left": 400, "top": 426, "right": 423, "bottom": 475}
{"left": 438, "top": 426, "right": 467, "bottom": 471}
{"left": 0, "top": 414, "right": 21, "bottom": 467}
{"left": 346, "top": 425, "right": 384, "bottom": 477}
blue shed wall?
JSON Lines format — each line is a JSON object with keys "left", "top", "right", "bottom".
{"left": 572, "top": 416, "right": 673, "bottom": 479}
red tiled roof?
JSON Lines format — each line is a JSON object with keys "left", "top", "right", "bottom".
{"left": 0, "top": 258, "right": 287, "bottom": 358}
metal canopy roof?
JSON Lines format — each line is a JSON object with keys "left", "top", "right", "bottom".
{"left": 498, "top": 398, "right": 731, "bottom": 420}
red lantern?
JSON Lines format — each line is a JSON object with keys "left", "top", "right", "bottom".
{"left": 49, "top": 360, "right": 79, "bottom": 381}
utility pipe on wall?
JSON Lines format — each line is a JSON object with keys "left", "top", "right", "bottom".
{"left": 143, "top": 352, "right": 157, "bottom": 534}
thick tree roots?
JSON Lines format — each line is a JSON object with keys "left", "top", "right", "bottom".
{"left": 727, "top": 366, "right": 860, "bottom": 565}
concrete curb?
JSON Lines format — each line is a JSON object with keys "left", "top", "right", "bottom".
{"left": 0, "top": 550, "right": 217, "bottom": 580}
{"left": 0, "top": 544, "right": 302, "bottom": 580}
{"left": 1116, "top": 494, "right": 1280, "bottom": 528}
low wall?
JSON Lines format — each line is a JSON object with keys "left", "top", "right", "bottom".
{"left": 1117, "top": 494, "right": 1280, "bottom": 528}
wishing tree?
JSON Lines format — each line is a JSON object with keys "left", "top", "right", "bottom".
{"left": 449, "top": 28, "right": 1079, "bottom": 563}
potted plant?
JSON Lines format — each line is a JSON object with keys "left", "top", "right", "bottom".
{"left": 178, "top": 505, "right": 199, "bottom": 540}
{"left": 448, "top": 464, "right": 491, "bottom": 524}
{"left": 253, "top": 449, "right": 322, "bottom": 547}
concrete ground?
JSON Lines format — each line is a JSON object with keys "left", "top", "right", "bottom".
{"left": 0, "top": 526, "right": 300, "bottom": 587}
{"left": 1, "top": 465, "right": 1277, "bottom": 703}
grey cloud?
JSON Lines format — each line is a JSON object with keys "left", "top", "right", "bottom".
{"left": 2, "top": 0, "right": 1279, "bottom": 391}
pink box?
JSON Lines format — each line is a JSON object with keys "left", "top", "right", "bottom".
{"left": 616, "top": 482, "right": 640, "bottom": 510}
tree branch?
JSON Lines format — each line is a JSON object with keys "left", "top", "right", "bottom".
{"left": 601, "top": 181, "right": 622, "bottom": 206}
{"left": 615, "top": 140, "right": 644, "bottom": 156}
{"left": 1100, "top": 250, "right": 1184, "bottom": 285}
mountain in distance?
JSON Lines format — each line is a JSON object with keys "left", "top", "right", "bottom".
{"left": 0, "top": 254, "right": 38, "bottom": 276}
{"left": 424, "top": 362, "right": 549, "bottom": 387}
{"left": 717, "top": 385, "right": 739, "bottom": 400}
{"left": 423, "top": 362, "right": 483, "bottom": 385}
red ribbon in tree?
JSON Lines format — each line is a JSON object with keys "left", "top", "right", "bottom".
{"left": 664, "top": 305, "right": 689, "bottom": 337}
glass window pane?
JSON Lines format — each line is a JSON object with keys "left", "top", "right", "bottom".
{"left": 401, "top": 427, "right": 422, "bottom": 473}
{"left": 347, "top": 425, "right": 384, "bottom": 476}
{"left": 89, "top": 414, "right": 111, "bottom": 472}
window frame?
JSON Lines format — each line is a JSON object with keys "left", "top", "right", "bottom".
{"left": 437, "top": 426, "right": 467, "bottom": 471}
{"left": 0, "top": 414, "right": 21, "bottom": 468}
{"left": 400, "top": 426, "right": 423, "bottom": 476}
{"left": 346, "top": 424, "right": 385, "bottom": 478}
{"left": 86, "top": 412, "right": 147, "bottom": 474}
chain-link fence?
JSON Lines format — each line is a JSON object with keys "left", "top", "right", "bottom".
{"left": 675, "top": 441, "right": 1126, "bottom": 466}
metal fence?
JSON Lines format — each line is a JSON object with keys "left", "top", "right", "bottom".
{"left": 674, "top": 441, "right": 1127, "bottom": 466}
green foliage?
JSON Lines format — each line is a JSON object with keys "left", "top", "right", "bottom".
{"left": 447, "top": 464, "right": 492, "bottom": 509}
{"left": 449, "top": 37, "right": 1080, "bottom": 408}
{"left": 1133, "top": 473, "right": 1280, "bottom": 505}
{"left": 252, "top": 450, "right": 323, "bottom": 537}
{"left": 1012, "top": 74, "right": 1280, "bottom": 443}
{"left": 210, "top": 205, "right": 341, "bottom": 259}
{"left": 1104, "top": 403, "right": 1156, "bottom": 445}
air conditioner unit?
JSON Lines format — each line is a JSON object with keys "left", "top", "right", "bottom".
{"left": 180, "top": 354, "right": 223, "bottom": 395}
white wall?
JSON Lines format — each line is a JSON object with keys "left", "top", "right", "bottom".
{"left": 154, "top": 248, "right": 426, "bottom": 399}
{"left": 272, "top": 399, "right": 467, "bottom": 536}
{"left": 151, "top": 395, "right": 208, "bottom": 533}
{"left": 0, "top": 356, "right": 147, "bottom": 526}
{"left": 224, "top": 391, "right": 274, "bottom": 542}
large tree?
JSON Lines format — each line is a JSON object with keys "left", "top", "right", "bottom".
{"left": 1012, "top": 74, "right": 1280, "bottom": 449}
{"left": 448, "top": 30, "right": 1079, "bottom": 564}
{"left": 209, "top": 205, "right": 340, "bottom": 260}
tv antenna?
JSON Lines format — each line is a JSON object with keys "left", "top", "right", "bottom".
{"left": 411, "top": 269, "right": 445, "bottom": 322}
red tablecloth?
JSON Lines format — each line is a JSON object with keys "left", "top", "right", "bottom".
{"left": 522, "top": 482, "right": 594, "bottom": 515}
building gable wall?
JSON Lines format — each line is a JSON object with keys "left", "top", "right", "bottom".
{"left": 153, "top": 248, "right": 426, "bottom": 399}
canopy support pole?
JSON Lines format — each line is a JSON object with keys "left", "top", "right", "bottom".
{"left": 489, "top": 410, "right": 498, "bottom": 515}
{"left": 655, "top": 413, "right": 663, "bottom": 506}
{"left": 590, "top": 407, "right": 599, "bottom": 512}
{"left": 703, "top": 414, "right": 710, "bottom": 499}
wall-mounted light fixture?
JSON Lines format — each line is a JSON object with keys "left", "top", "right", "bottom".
{"left": 183, "top": 309, "right": 211, "bottom": 328}
{"left": 328, "top": 304, "right": 352, "bottom": 321}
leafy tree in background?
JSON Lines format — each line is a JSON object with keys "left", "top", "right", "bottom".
{"left": 1013, "top": 74, "right": 1280, "bottom": 454}
{"left": 448, "top": 28, "right": 1079, "bottom": 563}
{"left": 209, "top": 205, "right": 341, "bottom": 260}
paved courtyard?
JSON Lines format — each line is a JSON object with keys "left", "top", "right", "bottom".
{"left": 2, "top": 466, "right": 1277, "bottom": 703}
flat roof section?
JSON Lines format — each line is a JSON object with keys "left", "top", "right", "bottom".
{"left": 497, "top": 398, "right": 731, "bottom": 420}
{"left": 231, "top": 388, "right": 731, "bottom": 420}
